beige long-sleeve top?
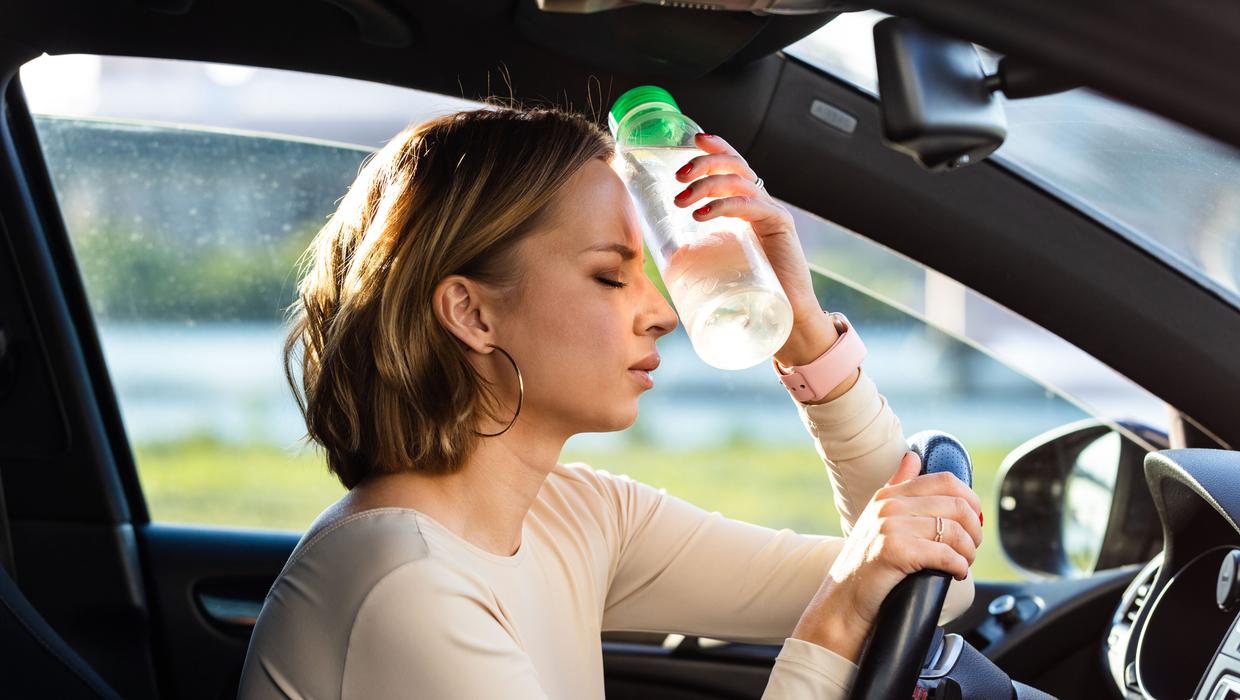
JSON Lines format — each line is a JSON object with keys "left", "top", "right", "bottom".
{"left": 237, "top": 370, "right": 973, "bottom": 699}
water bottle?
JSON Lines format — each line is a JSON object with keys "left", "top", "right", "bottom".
{"left": 608, "top": 85, "right": 794, "bottom": 370}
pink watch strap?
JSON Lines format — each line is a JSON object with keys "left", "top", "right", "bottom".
{"left": 772, "top": 312, "right": 867, "bottom": 403}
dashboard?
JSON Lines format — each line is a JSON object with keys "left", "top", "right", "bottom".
{"left": 1103, "top": 449, "right": 1240, "bottom": 699}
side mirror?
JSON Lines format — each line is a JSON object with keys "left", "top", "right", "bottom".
{"left": 997, "top": 419, "right": 1165, "bottom": 578}
{"left": 873, "top": 16, "right": 1007, "bottom": 171}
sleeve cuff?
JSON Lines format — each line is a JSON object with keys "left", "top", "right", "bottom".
{"left": 789, "top": 369, "right": 882, "bottom": 437}
{"left": 765, "top": 637, "right": 857, "bottom": 696}
{"left": 940, "top": 570, "right": 976, "bottom": 625}
{"left": 792, "top": 368, "right": 903, "bottom": 465}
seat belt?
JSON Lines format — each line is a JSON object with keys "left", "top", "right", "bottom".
{"left": 0, "top": 467, "right": 14, "bottom": 579}
{"left": 0, "top": 323, "right": 14, "bottom": 577}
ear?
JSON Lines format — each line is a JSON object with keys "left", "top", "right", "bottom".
{"left": 432, "top": 274, "right": 495, "bottom": 354}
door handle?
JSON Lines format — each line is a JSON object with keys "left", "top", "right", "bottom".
{"left": 196, "top": 592, "right": 263, "bottom": 628}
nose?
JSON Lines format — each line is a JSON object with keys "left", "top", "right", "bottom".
{"left": 641, "top": 274, "right": 679, "bottom": 338}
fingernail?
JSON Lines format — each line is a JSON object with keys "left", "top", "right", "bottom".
{"left": 694, "top": 204, "right": 711, "bottom": 216}
{"left": 700, "top": 133, "right": 714, "bottom": 138}
{"left": 979, "top": 511, "right": 984, "bottom": 527}
{"left": 675, "top": 187, "right": 692, "bottom": 202}
{"left": 676, "top": 163, "right": 692, "bottom": 177}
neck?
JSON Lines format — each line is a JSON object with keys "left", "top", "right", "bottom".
{"left": 354, "top": 417, "right": 567, "bottom": 557}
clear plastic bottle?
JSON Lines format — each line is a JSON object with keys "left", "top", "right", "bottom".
{"left": 608, "top": 85, "right": 794, "bottom": 370}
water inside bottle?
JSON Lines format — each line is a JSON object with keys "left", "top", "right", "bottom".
{"left": 619, "top": 146, "right": 793, "bottom": 370}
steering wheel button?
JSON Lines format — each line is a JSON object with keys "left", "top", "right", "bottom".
{"left": 1217, "top": 550, "right": 1240, "bottom": 611}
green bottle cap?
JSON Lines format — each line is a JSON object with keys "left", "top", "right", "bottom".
{"left": 608, "top": 85, "right": 688, "bottom": 145}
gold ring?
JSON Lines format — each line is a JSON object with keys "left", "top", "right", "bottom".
{"left": 934, "top": 516, "right": 944, "bottom": 543}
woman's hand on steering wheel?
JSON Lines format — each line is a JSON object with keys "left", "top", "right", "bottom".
{"left": 790, "top": 451, "right": 982, "bottom": 662}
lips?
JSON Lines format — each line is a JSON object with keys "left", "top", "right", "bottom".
{"left": 628, "top": 353, "right": 660, "bottom": 372}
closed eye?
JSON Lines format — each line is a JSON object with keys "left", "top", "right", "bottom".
{"left": 596, "top": 276, "right": 628, "bottom": 289}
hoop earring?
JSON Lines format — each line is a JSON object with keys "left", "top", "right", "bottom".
{"left": 474, "top": 344, "right": 523, "bottom": 438}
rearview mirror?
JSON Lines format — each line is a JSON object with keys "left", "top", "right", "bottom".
{"left": 873, "top": 17, "right": 1007, "bottom": 171}
{"left": 996, "top": 419, "right": 1165, "bottom": 578}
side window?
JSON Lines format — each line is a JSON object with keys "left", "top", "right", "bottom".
{"left": 20, "top": 54, "right": 479, "bottom": 528}
{"left": 33, "top": 118, "right": 360, "bottom": 526}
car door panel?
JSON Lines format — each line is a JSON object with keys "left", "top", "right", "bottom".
{"left": 140, "top": 526, "right": 298, "bottom": 700}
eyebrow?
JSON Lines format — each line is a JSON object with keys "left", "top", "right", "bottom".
{"left": 580, "top": 242, "right": 638, "bottom": 261}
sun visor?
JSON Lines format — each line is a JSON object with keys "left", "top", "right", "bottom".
{"left": 515, "top": 2, "right": 836, "bottom": 79}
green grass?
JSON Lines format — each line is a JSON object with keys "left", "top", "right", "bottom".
{"left": 135, "top": 438, "right": 1019, "bottom": 581}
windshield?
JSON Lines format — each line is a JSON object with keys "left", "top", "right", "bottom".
{"left": 786, "top": 11, "right": 1240, "bottom": 306}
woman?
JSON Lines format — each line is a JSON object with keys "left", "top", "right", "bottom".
{"left": 237, "top": 104, "right": 981, "bottom": 699}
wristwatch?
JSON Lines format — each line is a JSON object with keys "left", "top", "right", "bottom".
{"left": 772, "top": 311, "right": 867, "bottom": 403}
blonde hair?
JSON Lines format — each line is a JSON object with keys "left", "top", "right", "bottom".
{"left": 284, "top": 105, "right": 614, "bottom": 488}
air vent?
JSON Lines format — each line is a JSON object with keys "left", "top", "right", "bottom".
{"left": 1122, "top": 573, "right": 1156, "bottom": 625}
{"left": 1107, "top": 553, "right": 1163, "bottom": 691}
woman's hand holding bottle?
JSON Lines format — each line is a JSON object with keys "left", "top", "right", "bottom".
{"left": 789, "top": 451, "right": 983, "bottom": 663}
{"left": 671, "top": 133, "right": 853, "bottom": 394}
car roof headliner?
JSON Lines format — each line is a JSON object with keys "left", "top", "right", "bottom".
{"left": 2, "top": 0, "right": 1240, "bottom": 151}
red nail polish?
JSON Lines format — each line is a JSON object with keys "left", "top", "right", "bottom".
{"left": 695, "top": 204, "right": 711, "bottom": 216}
{"left": 676, "top": 163, "right": 692, "bottom": 177}
{"left": 979, "top": 511, "right": 984, "bottom": 527}
{"left": 700, "top": 133, "right": 715, "bottom": 138}
{"left": 675, "top": 187, "right": 692, "bottom": 201}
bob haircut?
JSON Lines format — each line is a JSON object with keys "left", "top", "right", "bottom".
{"left": 284, "top": 103, "right": 615, "bottom": 489}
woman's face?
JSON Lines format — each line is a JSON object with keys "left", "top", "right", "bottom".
{"left": 502, "top": 157, "right": 679, "bottom": 437}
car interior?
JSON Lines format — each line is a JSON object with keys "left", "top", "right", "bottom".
{"left": 2, "top": 1, "right": 1240, "bottom": 698}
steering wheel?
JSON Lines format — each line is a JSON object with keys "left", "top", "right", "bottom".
{"left": 850, "top": 431, "right": 973, "bottom": 699}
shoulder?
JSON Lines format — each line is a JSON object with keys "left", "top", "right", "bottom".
{"left": 241, "top": 510, "right": 463, "bottom": 699}
{"left": 259, "top": 509, "right": 444, "bottom": 628}
{"left": 353, "top": 555, "right": 492, "bottom": 623}
{"left": 548, "top": 461, "right": 663, "bottom": 510}
{"left": 551, "top": 460, "right": 620, "bottom": 490}
{"left": 341, "top": 560, "right": 546, "bottom": 696}
{"left": 546, "top": 462, "right": 672, "bottom": 541}
{"left": 283, "top": 507, "right": 432, "bottom": 577}
{"left": 273, "top": 509, "right": 496, "bottom": 629}
{"left": 345, "top": 557, "right": 517, "bottom": 670}
{"left": 550, "top": 460, "right": 654, "bottom": 493}
{"left": 263, "top": 512, "right": 499, "bottom": 657}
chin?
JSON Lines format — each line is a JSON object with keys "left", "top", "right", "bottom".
{"left": 598, "top": 403, "right": 641, "bottom": 433}
{"left": 618, "top": 409, "right": 640, "bottom": 431}
{"left": 569, "top": 393, "right": 641, "bottom": 434}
